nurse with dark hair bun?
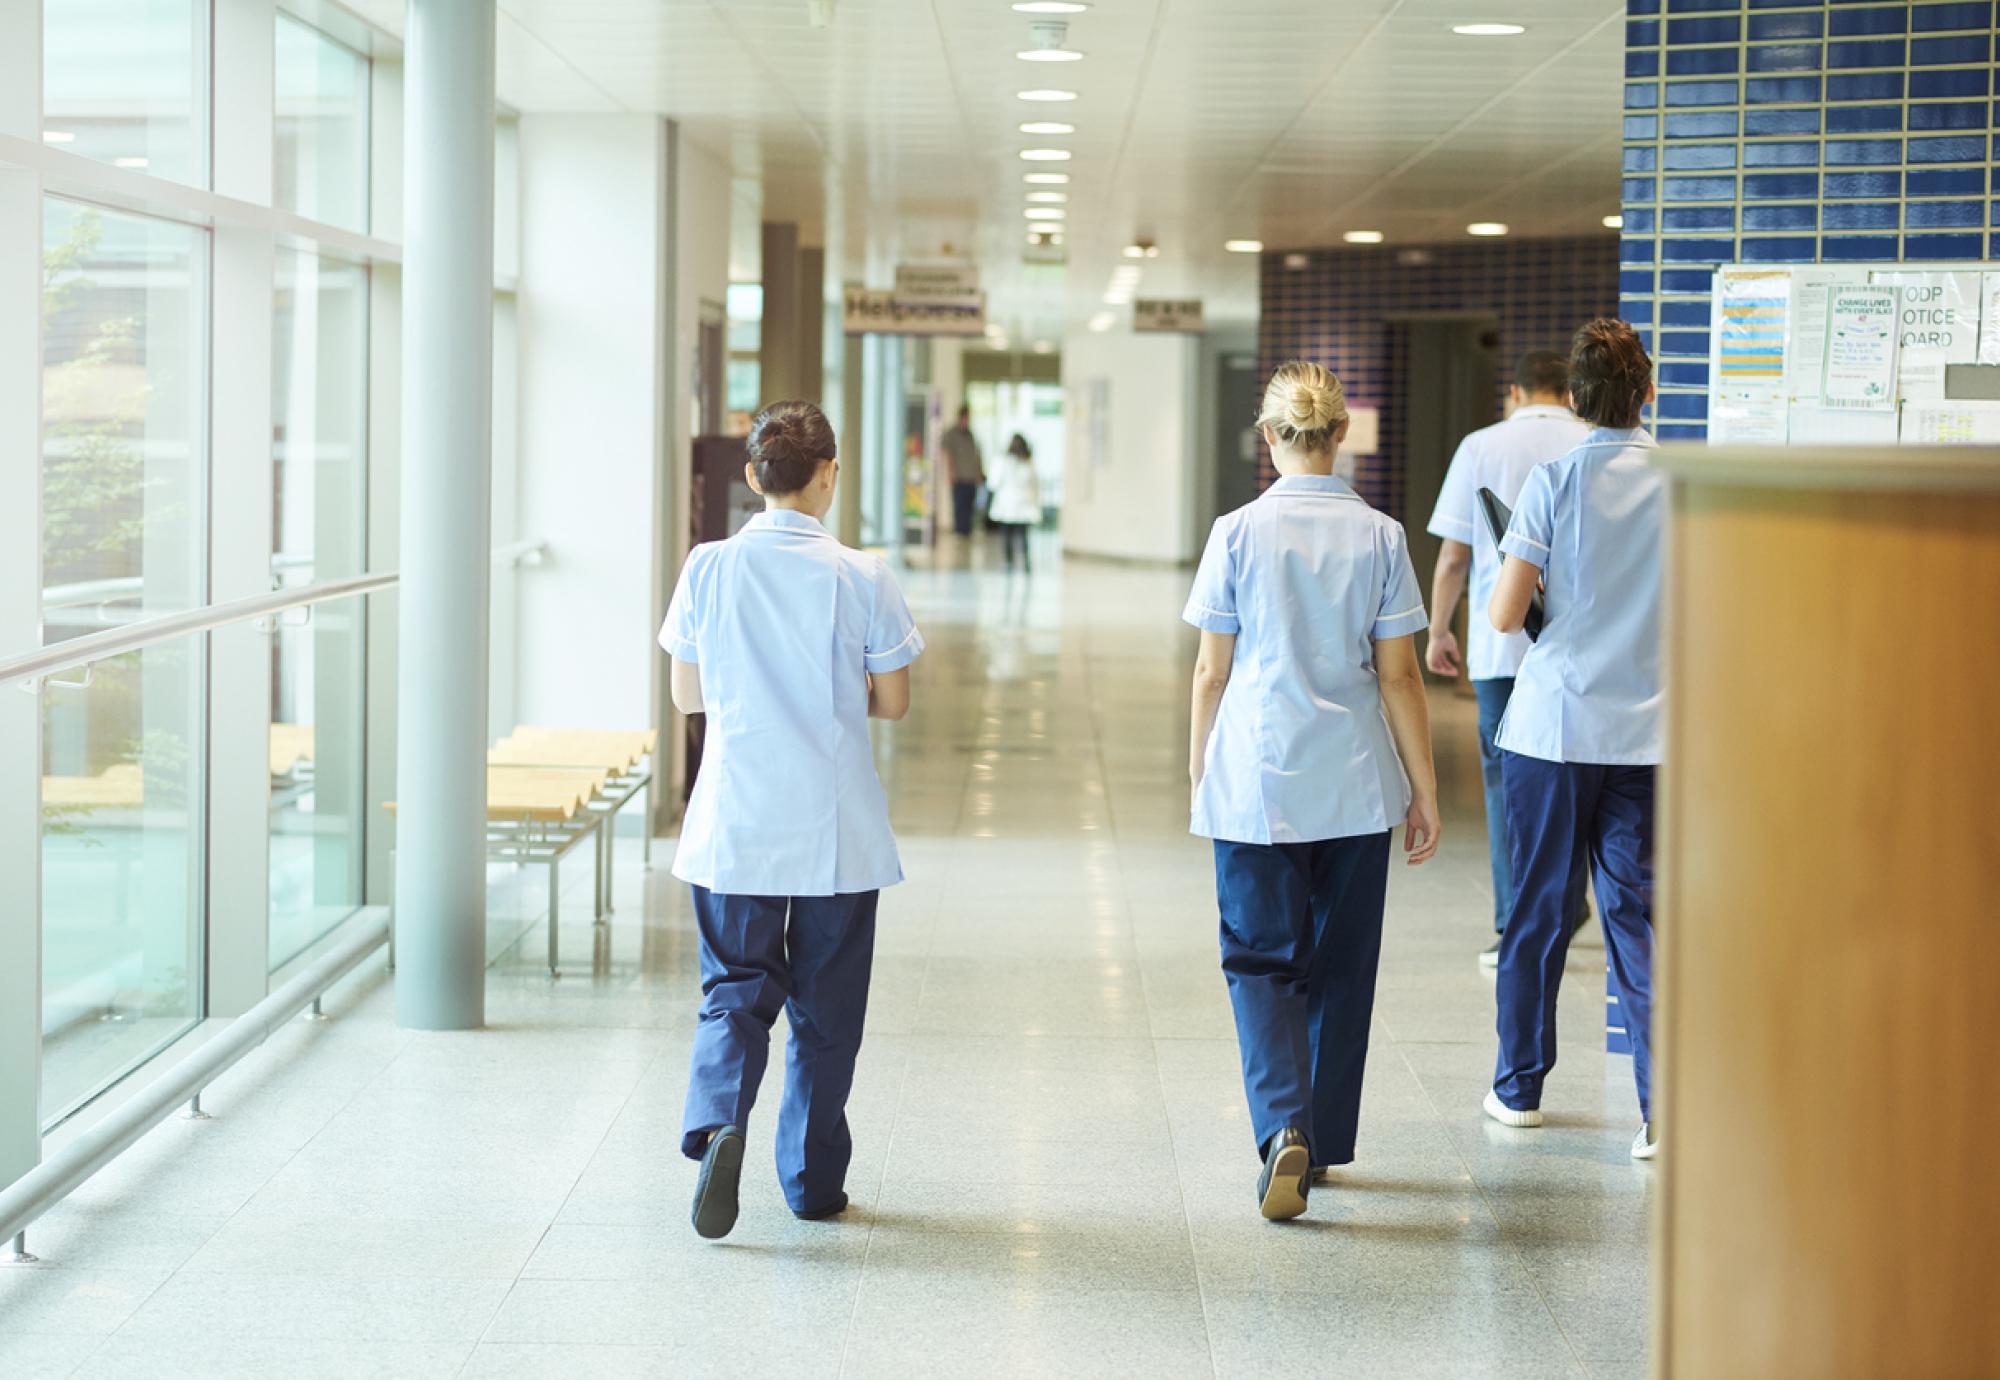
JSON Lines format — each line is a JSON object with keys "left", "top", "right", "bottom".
{"left": 662, "top": 399, "right": 926, "bottom": 1239}
{"left": 1484, "top": 319, "right": 1665, "bottom": 1161}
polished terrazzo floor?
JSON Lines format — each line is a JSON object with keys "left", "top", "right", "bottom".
{"left": 1, "top": 548, "right": 1650, "bottom": 1378}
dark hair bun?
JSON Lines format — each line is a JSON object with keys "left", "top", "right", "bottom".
{"left": 747, "top": 400, "right": 837, "bottom": 495}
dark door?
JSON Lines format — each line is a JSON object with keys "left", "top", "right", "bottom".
{"left": 1400, "top": 319, "right": 1499, "bottom": 672}
{"left": 1215, "top": 351, "right": 1263, "bottom": 515}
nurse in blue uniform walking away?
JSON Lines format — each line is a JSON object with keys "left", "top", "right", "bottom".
{"left": 1186, "top": 361, "right": 1443, "bottom": 1222}
{"left": 661, "top": 400, "right": 925, "bottom": 1239}
{"left": 1483, "top": 319, "right": 1664, "bottom": 1161}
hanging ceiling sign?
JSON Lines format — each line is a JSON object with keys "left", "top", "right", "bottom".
{"left": 843, "top": 285, "right": 986, "bottom": 337}
{"left": 1133, "top": 298, "right": 1204, "bottom": 333}
{"left": 893, "top": 264, "right": 982, "bottom": 307}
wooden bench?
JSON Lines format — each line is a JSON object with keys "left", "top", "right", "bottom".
{"left": 43, "top": 763, "right": 145, "bottom": 810}
{"left": 489, "top": 727, "right": 657, "bottom": 912}
{"left": 387, "top": 765, "right": 613, "bottom": 978}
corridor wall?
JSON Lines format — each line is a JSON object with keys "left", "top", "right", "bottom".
{"left": 1059, "top": 327, "right": 1202, "bottom": 564}
{"left": 1255, "top": 237, "right": 1620, "bottom": 521}
{"left": 514, "top": 115, "right": 674, "bottom": 741}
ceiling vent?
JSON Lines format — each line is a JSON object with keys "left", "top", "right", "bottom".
{"left": 1025, "top": 19, "right": 1068, "bottom": 49}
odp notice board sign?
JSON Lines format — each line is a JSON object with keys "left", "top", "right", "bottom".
{"left": 843, "top": 285, "right": 985, "bottom": 337}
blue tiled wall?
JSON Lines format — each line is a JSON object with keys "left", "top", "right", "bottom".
{"left": 1622, "top": 0, "right": 2000, "bottom": 439}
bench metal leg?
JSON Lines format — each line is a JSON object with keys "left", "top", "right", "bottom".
{"left": 602, "top": 812, "right": 615, "bottom": 918}
{"left": 547, "top": 856, "right": 561, "bottom": 980}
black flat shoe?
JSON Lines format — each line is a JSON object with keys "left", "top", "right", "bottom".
{"left": 793, "top": 1192, "right": 849, "bottom": 1222}
{"left": 691, "top": 1125, "right": 745, "bottom": 1240}
{"left": 1258, "top": 1127, "right": 1311, "bottom": 1222}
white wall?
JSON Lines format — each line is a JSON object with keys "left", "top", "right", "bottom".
{"left": 1059, "top": 327, "right": 1202, "bottom": 564}
{"left": 662, "top": 133, "right": 732, "bottom": 813}
{"left": 514, "top": 115, "right": 671, "bottom": 735}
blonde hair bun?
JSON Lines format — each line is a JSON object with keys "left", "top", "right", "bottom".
{"left": 1258, "top": 361, "right": 1348, "bottom": 449}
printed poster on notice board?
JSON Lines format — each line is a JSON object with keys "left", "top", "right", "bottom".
{"left": 1978, "top": 273, "right": 2000, "bottom": 365}
{"left": 1819, "top": 286, "right": 1900, "bottom": 411}
{"left": 1707, "top": 269, "right": 1790, "bottom": 444}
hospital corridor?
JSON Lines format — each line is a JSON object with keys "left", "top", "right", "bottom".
{"left": 1, "top": 555, "right": 1646, "bottom": 1378}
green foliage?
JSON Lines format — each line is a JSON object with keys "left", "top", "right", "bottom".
{"left": 41, "top": 210, "right": 159, "bottom": 587}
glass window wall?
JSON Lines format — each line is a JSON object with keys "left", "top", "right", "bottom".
{"left": 274, "top": 14, "right": 371, "bottom": 234}
{"left": 268, "top": 249, "right": 369, "bottom": 970}
{"left": 43, "top": 0, "right": 208, "bottom": 187}
{"left": 40, "top": 199, "right": 208, "bottom": 1124}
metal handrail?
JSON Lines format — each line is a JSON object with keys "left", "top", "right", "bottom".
{"left": 5, "top": 540, "right": 550, "bottom": 690}
{"left": 1, "top": 573, "right": 399, "bottom": 690}
{"left": 0, "top": 911, "right": 391, "bottom": 1257}
{"left": 41, "top": 541, "right": 547, "bottom": 612}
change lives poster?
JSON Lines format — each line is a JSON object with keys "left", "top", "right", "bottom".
{"left": 1874, "top": 272, "right": 1980, "bottom": 401}
{"left": 1820, "top": 286, "right": 1900, "bottom": 412}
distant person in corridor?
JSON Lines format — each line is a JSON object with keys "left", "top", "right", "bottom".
{"left": 1185, "top": 361, "right": 1442, "bottom": 1223}
{"left": 987, "top": 433, "right": 1040, "bottom": 572}
{"left": 1484, "top": 320, "right": 1663, "bottom": 1162}
{"left": 1425, "top": 350, "right": 1591, "bottom": 969}
{"left": 662, "top": 400, "right": 926, "bottom": 1239}
{"left": 942, "top": 403, "right": 984, "bottom": 538}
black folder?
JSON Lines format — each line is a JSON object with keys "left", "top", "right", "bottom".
{"left": 1478, "top": 486, "right": 1543, "bottom": 642}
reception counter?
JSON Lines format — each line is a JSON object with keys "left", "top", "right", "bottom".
{"left": 1652, "top": 444, "right": 2000, "bottom": 1378}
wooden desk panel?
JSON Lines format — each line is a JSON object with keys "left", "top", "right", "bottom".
{"left": 1657, "top": 480, "right": 2000, "bottom": 1378}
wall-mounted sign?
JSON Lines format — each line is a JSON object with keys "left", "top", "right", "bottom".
{"left": 893, "top": 264, "right": 981, "bottom": 307}
{"left": 843, "top": 285, "right": 986, "bottom": 337}
{"left": 1133, "top": 298, "right": 1204, "bottom": 333}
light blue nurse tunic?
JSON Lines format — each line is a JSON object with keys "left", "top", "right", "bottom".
{"left": 660, "top": 509, "right": 925, "bottom": 896}
{"left": 1183, "top": 474, "right": 1429, "bottom": 844}
{"left": 1494, "top": 427, "right": 1665, "bottom": 766}
{"left": 1427, "top": 404, "right": 1590, "bottom": 682}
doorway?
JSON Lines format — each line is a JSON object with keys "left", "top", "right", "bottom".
{"left": 1213, "top": 350, "right": 1262, "bottom": 517}
{"left": 1398, "top": 317, "right": 1500, "bottom": 668}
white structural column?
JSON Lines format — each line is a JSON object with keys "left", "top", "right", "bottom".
{"left": 394, "top": 0, "right": 496, "bottom": 1030}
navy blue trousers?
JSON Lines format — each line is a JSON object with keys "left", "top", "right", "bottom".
{"left": 681, "top": 887, "right": 878, "bottom": 1215}
{"left": 1493, "top": 754, "right": 1655, "bottom": 1120}
{"left": 1475, "top": 678, "right": 1588, "bottom": 937}
{"left": 1214, "top": 833, "right": 1391, "bottom": 1168}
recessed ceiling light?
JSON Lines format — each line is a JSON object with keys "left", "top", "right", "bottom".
{"left": 1224, "top": 239, "right": 1263, "bottom": 253}
{"left": 1103, "top": 293, "right": 1132, "bottom": 305}
{"left": 1033, "top": 341, "right": 1054, "bottom": 354}
{"left": 1025, "top": 207, "right": 1066, "bottom": 219}
{"left": 1343, "top": 230, "right": 1384, "bottom": 244}
{"left": 1017, "top": 89, "right": 1078, "bottom": 102}
{"left": 1019, "top": 121, "right": 1075, "bottom": 135}
{"left": 1122, "top": 245, "right": 1145, "bottom": 259}
{"left": 1602, "top": 214, "right": 1624, "bottom": 229}
{"left": 1088, "top": 312, "right": 1115, "bottom": 332}
{"left": 113, "top": 156, "right": 150, "bottom": 168}
{"left": 1283, "top": 252, "right": 1310, "bottom": 270}
{"left": 1020, "top": 148, "right": 1072, "bottom": 161}
{"left": 1013, "top": 2, "right": 1089, "bottom": 12}
{"left": 1017, "top": 48, "right": 1084, "bottom": 61}
{"left": 1467, "top": 221, "right": 1509, "bottom": 236}
{"left": 1453, "top": 23, "right": 1525, "bottom": 35}
{"left": 1026, "top": 191, "right": 1068, "bottom": 203}
{"left": 42, "top": 130, "right": 75, "bottom": 144}
{"left": 1024, "top": 171, "right": 1070, "bottom": 184}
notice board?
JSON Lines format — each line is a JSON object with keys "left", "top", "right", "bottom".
{"left": 1704, "top": 261, "right": 2000, "bottom": 446}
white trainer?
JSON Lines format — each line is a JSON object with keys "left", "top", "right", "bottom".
{"left": 1631, "top": 1122, "right": 1659, "bottom": 1160}
{"left": 1483, "top": 1089, "right": 1543, "bottom": 1128}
